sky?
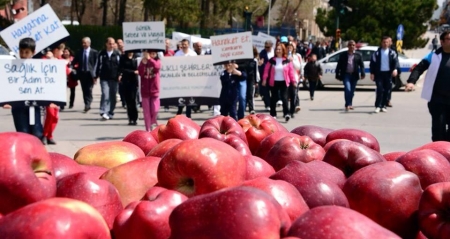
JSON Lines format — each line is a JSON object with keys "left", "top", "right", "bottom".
{"left": 433, "top": 0, "right": 445, "bottom": 19}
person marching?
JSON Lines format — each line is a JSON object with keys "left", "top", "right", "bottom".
{"left": 303, "top": 54, "right": 322, "bottom": 101}
{"left": 138, "top": 50, "right": 161, "bottom": 131}
{"left": 220, "top": 61, "right": 247, "bottom": 120}
{"left": 119, "top": 50, "right": 139, "bottom": 126}
{"left": 335, "top": 40, "right": 365, "bottom": 111}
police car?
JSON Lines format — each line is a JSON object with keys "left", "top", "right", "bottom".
{"left": 307, "top": 45, "right": 421, "bottom": 90}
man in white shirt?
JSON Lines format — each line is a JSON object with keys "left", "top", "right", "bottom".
{"left": 174, "top": 39, "right": 198, "bottom": 57}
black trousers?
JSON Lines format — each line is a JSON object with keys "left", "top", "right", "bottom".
{"left": 69, "top": 87, "right": 75, "bottom": 107}
{"left": 246, "top": 80, "right": 255, "bottom": 112}
{"left": 123, "top": 81, "right": 138, "bottom": 122}
{"left": 375, "top": 72, "right": 392, "bottom": 108}
{"left": 309, "top": 79, "right": 318, "bottom": 97}
{"left": 269, "top": 81, "right": 289, "bottom": 117}
{"left": 428, "top": 101, "right": 450, "bottom": 142}
{"left": 79, "top": 71, "right": 94, "bottom": 109}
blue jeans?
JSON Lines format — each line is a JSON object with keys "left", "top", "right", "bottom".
{"left": 238, "top": 80, "right": 247, "bottom": 119}
{"left": 12, "top": 106, "right": 43, "bottom": 139}
{"left": 100, "top": 80, "right": 118, "bottom": 117}
{"left": 343, "top": 74, "right": 358, "bottom": 107}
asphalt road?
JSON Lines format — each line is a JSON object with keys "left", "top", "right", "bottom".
{"left": 0, "top": 32, "right": 436, "bottom": 157}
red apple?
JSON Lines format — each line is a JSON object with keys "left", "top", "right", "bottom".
{"left": 74, "top": 141, "right": 145, "bottom": 169}
{"left": 322, "top": 138, "right": 351, "bottom": 152}
{"left": 305, "top": 160, "right": 347, "bottom": 189}
{"left": 150, "top": 124, "right": 162, "bottom": 143}
{"left": 241, "top": 177, "right": 309, "bottom": 222}
{"left": 199, "top": 115, "right": 248, "bottom": 143}
{"left": 158, "top": 115, "right": 200, "bottom": 142}
{"left": 396, "top": 149, "right": 450, "bottom": 189}
{"left": 146, "top": 138, "right": 183, "bottom": 157}
{"left": 157, "top": 138, "right": 246, "bottom": 197}
{"left": 287, "top": 206, "right": 401, "bottom": 239}
{"left": 49, "top": 152, "right": 83, "bottom": 181}
{"left": 244, "top": 155, "right": 276, "bottom": 180}
{"left": 264, "top": 135, "right": 326, "bottom": 171}
{"left": 238, "top": 114, "right": 289, "bottom": 154}
{"left": 0, "top": 132, "right": 56, "bottom": 215}
{"left": 290, "top": 125, "right": 333, "bottom": 147}
{"left": 416, "top": 141, "right": 450, "bottom": 162}
{"left": 0, "top": 198, "right": 111, "bottom": 239}
{"left": 113, "top": 187, "right": 188, "bottom": 239}
{"left": 100, "top": 156, "right": 161, "bottom": 207}
{"left": 56, "top": 172, "right": 123, "bottom": 229}
{"left": 322, "top": 140, "right": 386, "bottom": 177}
{"left": 418, "top": 182, "right": 450, "bottom": 239}
{"left": 223, "top": 134, "right": 251, "bottom": 157}
{"left": 270, "top": 161, "right": 349, "bottom": 209}
{"left": 384, "top": 151, "right": 406, "bottom": 161}
{"left": 343, "top": 161, "right": 422, "bottom": 238}
{"left": 79, "top": 165, "right": 109, "bottom": 179}
{"left": 168, "top": 186, "right": 291, "bottom": 239}
{"left": 254, "top": 131, "right": 295, "bottom": 159}
{"left": 326, "top": 128, "right": 380, "bottom": 152}
{"left": 123, "top": 130, "right": 158, "bottom": 155}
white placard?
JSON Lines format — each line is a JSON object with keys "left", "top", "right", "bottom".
{"left": 0, "top": 59, "right": 67, "bottom": 105}
{"left": 0, "top": 4, "right": 70, "bottom": 55}
{"left": 253, "top": 35, "right": 267, "bottom": 53}
{"left": 190, "top": 35, "right": 212, "bottom": 52}
{"left": 160, "top": 55, "right": 222, "bottom": 99}
{"left": 257, "top": 32, "right": 277, "bottom": 45}
{"left": 122, "top": 21, "right": 165, "bottom": 51}
{"left": 210, "top": 32, "right": 253, "bottom": 64}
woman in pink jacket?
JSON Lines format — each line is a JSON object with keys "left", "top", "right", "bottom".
{"left": 138, "top": 50, "right": 161, "bottom": 131}
{"left": 262, "top": 43, "right": 296, "bottom": 122}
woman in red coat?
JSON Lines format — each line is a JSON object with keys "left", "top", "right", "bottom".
{"left": 63, "top": 47, "right": 78, "bottom": 109}
{"left": 138, "top": 50, "right": 161, "bottom": 131}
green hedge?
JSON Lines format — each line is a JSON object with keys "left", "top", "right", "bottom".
{"left": 64, "top": 25, "right": 216, "bottom": 52}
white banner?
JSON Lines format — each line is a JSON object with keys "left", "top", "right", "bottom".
{"left": 160, "top": 55, "right": 222, "bottom": 99}
{"left": 210, "top": 32, "right": 253, "bottom": 64}
{"left": 0, "top": 59, "right": 67, "bottom": 105}
{"left": 253, "top": 35, "right": 267, "bottom": 53}
{"left": 189, "top": 35, "right": 212, "bottom": 53}
{"left": 122, "top": 21, "right": 165, "bottom": 51}
{"left": 171, "top": 32, "right": 201, "bottom": 50}
{"left": 257, "top": 32, "right": 277, "bottom": 46}
{"left": 0, "top": 4, "right": 70, "bottom": 55}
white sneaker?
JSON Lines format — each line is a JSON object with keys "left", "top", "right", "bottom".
{"left": 374, "top": 107, "right": 380, "bottom": 113}
{"left": 101, "top": 113, "right": 110, "bottom": 120}
{"left": 381, "top": 108, "right": 388, "bottom": 112}
{"left": 277, "top": 100, "right": 282, "bottom": 107}
{"left": 265, "top": 107, "right": 271, "bottom": 111}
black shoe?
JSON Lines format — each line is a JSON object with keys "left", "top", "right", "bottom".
{"left": 83, "top": 107, "right": 91, "bottom": 113}
{"left": 285, "top": 115, "right": 291, "bottom": 122}
{"left": 130, "top": 121, "right": 137, "bottom": 125}
{"left": 69, "top": 105, "right": 73, "bottom": 109}
{"left": 310, "top": 97, "right": 314, "bottom": 101}
{"left": 41, "top": 137, "right": 47, "bottom": 145}
{"left": 47, "top": 138, "right": 56, "bottom": 145}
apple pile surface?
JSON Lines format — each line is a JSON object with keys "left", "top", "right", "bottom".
{"left": 1, "top": 114, "right": 450, "bottom": 239}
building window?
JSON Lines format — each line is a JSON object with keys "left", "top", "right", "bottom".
{"left": 64, "top": 0, "right": 71, "bottom": 7}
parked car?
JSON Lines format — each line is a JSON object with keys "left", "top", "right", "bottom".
{"left": 302, "top": 46, "right": 421, "bottom": 91}
{"left": 0, "top": 45, "right": 17, "bottom": 59}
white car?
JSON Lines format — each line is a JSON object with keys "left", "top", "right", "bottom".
{"left": 305, "top": 46, "right": 422, "bottom": 90}
{"left": 0, "top": 45, "right": 17, "bottom": 59}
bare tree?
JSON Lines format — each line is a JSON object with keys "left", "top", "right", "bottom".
{"left": 73, "top": 0, "right": 92, "bottom": 25}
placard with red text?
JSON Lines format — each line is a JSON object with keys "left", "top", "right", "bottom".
{"left": 210, "top": 32, "right": 253, "bottom": 65}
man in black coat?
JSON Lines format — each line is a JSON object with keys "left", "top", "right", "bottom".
{"left": 72, "top": 37, "right": 99, "bottom": 113}
{"left": 335, "top": 40, "right": 366, "bottom": 111}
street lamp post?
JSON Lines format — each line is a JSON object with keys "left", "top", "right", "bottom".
{"left": 267, "top": 0, "right": 271, "bottom": 34}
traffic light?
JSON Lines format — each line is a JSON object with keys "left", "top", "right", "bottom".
{"left": 336, "top": 29, "right": 341, "bottom": 39}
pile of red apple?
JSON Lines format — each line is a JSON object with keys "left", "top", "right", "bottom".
{"left": 1, "top": 114, "right": 450, "bottom": 239}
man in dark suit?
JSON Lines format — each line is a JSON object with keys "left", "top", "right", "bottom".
{"left": 335, "top": 40, "right": 365, "bottom": 111}
{"left": 72, "top": 37, "right": 99, "bottom": 113}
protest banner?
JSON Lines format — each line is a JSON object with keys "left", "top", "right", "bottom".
{"left": 257, "top": 32, "right": 277, "bottom": 45}
{"left": 190, "top": 35, "right": 212, "bottom": 52}
{"left": 210, "top": 31, "right": 253, "bottom": 65}
{"left": 253, "top": 35, "right": 267, "bottom": 53}
{"left": 159, "top": 55, "right": 223, "bottom": 106}
{"left": 0, "top": 4, "right": 70, "bottom": 55}
{"left": 123, "top": 21, "right": 165, "bottom": 51}
{"left": 171, "top": 32, "right": 201, "bottom": 50}
{"left": 0, "top": 59, "right": 67, "bottom": 107}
